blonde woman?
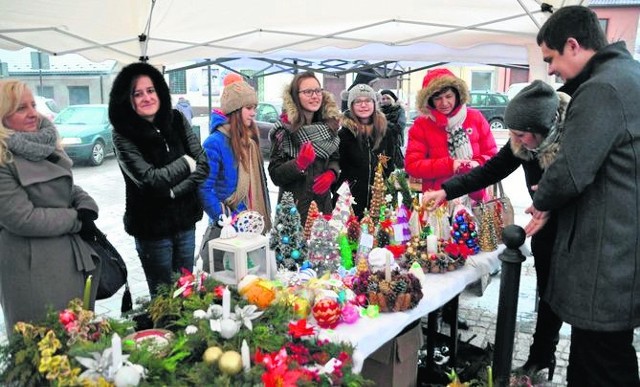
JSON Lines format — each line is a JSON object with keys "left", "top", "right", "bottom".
{"left": 0, "top": 80, "right": 100, "bottom": 335}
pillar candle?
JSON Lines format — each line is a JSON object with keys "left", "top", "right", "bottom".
{"left": 385, "top": 252, "right": 391, "bottom": 282}
{"left": 112, "top": 333, "right": 122, "bottom": 372}
{"left": 241, "top": 339, "right": 251, "bottom": 373}
{"left": 426, "top": 235, "right": 438, "bottom": 254}
{"left": 222, "top": 286, "right": 231, "bottom": 320}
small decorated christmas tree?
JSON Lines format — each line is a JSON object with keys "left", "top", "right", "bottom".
{"left": 331, "top": 182, "right": 355, "bottom": 230}
{"left": 303, "top": 200, "right": 320, "bottom": 241}
{"left": 368, "top": 154, "right": 390, "bottom": 226}
{"left": 270, "top": 191, "right": 308, "bottom": 270}
{"left": 478, "top": 206, "right": 498, "bottom": 252}
{"left": 307, "top": 217, "right": 340, "bottom": 275}
{"left": 450, "top": 208, "right": 480, "bottom": 254}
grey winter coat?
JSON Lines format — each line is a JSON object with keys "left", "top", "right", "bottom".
{"left": 0, "top": 144, "right": 99, "bottom": 335}
{"left": 533, "top": 42, "right": 640, "bottom": 331}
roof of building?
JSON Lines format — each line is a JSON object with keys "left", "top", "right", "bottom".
{"left": 590, "top": 0, "right": 640, "bottom": 7}
{"left": 0, "top": 48, "right": 116, "bottom": 74}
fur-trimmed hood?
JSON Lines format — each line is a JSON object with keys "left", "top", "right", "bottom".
{"left": 510, "top": 91, "right": 571, "bottom": 169}
{"left": 281, "top": 86, "right": 341, "bottom": 131}
{"left": 108, "top": 62, "right": 174, "bottom": 139}
{"left": 415, "top": 69, "right": 470, "bottom": 115}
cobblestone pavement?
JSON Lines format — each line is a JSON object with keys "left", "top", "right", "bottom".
{"left": 1, "top": 155, "right": 639, "bottom": 386}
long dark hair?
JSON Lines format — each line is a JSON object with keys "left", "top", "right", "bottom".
{"left": 288, "top": 71, "right": 323, "bottom": 131}
{"left": 227, "top": 108, "right": 259, "bottom": 171}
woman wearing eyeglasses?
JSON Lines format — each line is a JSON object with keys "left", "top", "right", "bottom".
{"left": 268, "top": 71, "right": 341, "bottom": 227}
{"left": 335, "top": 84, "right": 394, "bottom": 219}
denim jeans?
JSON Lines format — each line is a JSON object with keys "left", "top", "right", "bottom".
{"left": 135, "top": 227, "right": 195, "bottom": 298}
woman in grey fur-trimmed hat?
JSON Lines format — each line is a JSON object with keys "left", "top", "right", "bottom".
{"left": 334, "top": 84, "right": 396, "bottom": 218}
{"left": 423, "top": 80, "right": 570, "bottom": 380}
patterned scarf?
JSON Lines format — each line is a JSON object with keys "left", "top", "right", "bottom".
{"left": 7, "top": 119, "right": 58, "bottom": 161}
{"left": 282, "top": 122, "right": 339, "bottom": 159}
{"left": 444, "top": 105, "right": 473, "bottom": 160}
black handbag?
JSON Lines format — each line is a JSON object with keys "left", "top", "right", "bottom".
{"left": 85, "top": 227, "right": 132, "bottom": 312}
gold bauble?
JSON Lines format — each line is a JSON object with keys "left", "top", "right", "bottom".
{"left": 218, "top": 351, "right": 243, "bottom": 376}
{"left": 202, "top": 346, "right": 223, "bottom": 365}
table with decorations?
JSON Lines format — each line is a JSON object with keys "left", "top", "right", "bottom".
{"left": 0, "top": 162, "right": 509, "bottom": 386}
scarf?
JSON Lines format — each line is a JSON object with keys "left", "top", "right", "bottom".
{"left": 7, "top": 119, "right": 58, "bottom": 161}
{"left": 223, "top": 132, "right": 272, "bottom": 233}
{"left": 282, "top": 122, "right": 339, "bottom": 159}
{"left": 443, "top": 105, "right": 473, "bottom": 160}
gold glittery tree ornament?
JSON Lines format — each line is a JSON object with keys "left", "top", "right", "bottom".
{"left": 368, "top": 154, "right": 390, "bottom": 226}
{"left": 304, "top": 200, "right": 320, "bottom": 241}
{"left": 478, "top": 206, "right": 498, "bottom": 252}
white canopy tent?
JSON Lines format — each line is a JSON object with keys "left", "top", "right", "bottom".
{"left": 0, "top": 0, "right": 587, "bottom": 79}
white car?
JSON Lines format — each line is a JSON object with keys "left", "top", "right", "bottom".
{"left": 35, "top": 95, "right": 60, "bottom": 121}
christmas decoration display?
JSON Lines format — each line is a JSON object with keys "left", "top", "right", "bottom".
{"left": 238, "top": 274, "right": 276, "bottom": 309}
{"left": 368, "top": 154, "right": 390, "bottom": 226}
{"left": 477, "top": 204, "right": 499, "bottom": 252}
{"left": 386, "top": 169, "right": 416, "bottom": 209}
{"left": 0, "top": 273, "right": 369, "bottom": 386}
{"left": 312, "top": 298, "right": 342, "bottom": 329}
{"left": 394, "top": 204, "right": 412, "bottom": 244}
{"left": 331, "top": 182, "right": 356, "bottom": 230}
{"left": 307, "top": 217, "right": 340, "bottom": 275}
{"left": 303, "top": 200, "right": 320, "bottom": 241}
{"left": 376, "top": 218, "right": 392, "bottom": 248}
{"left": 269, "top": 191, "right": 307, "bottom": 270}
{"left": 425, "top": 204, "right": 452, "bottom": 241}
{"left": 352, "top": 269, "right": 423, "bottom": 313}
{"left": 450, "top": 208, "right": 480, "bottom": 254}
{"left": 235, "top": 210, "right": 266, "bottom": 234}
{"left": 346, "top": 215, "right": 361, "bottom": 247}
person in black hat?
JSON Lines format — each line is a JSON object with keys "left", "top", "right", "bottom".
{"left": 379, "top": 89, "right": 406, "bottom": 170}
{"left": 422, "top": 80, "right": 570, "bottom": 381}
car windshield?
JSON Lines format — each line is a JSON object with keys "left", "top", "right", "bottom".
{"left": 54, "top": 106, "right": 106, "bottom": 125}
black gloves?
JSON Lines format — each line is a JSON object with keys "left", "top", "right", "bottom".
{"left": 77, "top": 209, "right": 98, "bottom": 222}
{"left": 77, "top": 209, "right": 98, "bottom": 241}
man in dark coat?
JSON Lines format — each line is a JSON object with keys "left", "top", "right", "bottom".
{"left": 379, "top": 89, "right": 406, "bottom": 170}
{"left": 529, "top": 6, "right": 640, "bottom": 386}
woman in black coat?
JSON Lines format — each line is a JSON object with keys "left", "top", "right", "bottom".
{"left": 423, "top": 81, "right": 569, "bottom": 380}
{"left": 108, "top": 62, "right": 209, "bottom": 298}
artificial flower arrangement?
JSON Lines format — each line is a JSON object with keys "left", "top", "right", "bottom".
{"left": 0, "top": 269, "right": 372, "bottom": 387}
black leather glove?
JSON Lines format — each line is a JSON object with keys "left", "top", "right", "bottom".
{"left": 77, "top": 208, "right": 98, "bottom": 222}
{"left": 79, "top": 219, "right": 98, "bottom": 241}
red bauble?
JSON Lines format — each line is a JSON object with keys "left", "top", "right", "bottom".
{"left": 312, "top": 298, "right": 342, "bottom": 329}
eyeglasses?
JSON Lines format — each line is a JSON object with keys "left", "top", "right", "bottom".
{"left": 298, "top": 88, "right": 323, "bottom": 97}
{"left": 353, "top": 99, "right": 373, "bottom": 106}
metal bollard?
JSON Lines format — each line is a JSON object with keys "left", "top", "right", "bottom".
{"left": 492, "top": 225, "right": 526, "bottom": 386}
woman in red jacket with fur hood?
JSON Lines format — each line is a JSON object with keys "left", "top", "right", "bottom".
{"left": 405, "top": 69, "right": 497, "bottom": 202}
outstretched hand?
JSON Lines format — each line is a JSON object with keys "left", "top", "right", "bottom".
{"left": 524, "top": 204, "right": 549, "bottom": 236}
{"left": 422, "top": 189, "right": 447, "bottom": 209}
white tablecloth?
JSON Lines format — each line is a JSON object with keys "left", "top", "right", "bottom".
{"left": 318, "top": 246, "right": 505, "bottom": 372}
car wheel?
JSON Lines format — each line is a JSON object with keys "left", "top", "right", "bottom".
{"left": 88, "top": 140, "right": 105, "bottom": 166}
{"left": 489, "top": 118, "right": 505, "bottom": 130}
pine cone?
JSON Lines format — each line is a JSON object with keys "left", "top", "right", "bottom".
{"left": 378, "top": 280, "right": 392, "bottom": 294}
{"left": 393, "top": 293, "right": 411, "bottom": 312}
{"left": 392, "top": 279, "right": 408, "bottom": 294}
{"left": 377, "top": 293, "right": 389, "bottom": 312}
{"left": 367, "top": 281, "right": 379, "bottom": 293}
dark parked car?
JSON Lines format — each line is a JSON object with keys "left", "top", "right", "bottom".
{"left": 255, "top": 101, "right": 282, "bottom": 156}
{"left": 55, "top": 104, "right": 114, "bottom": 166}
{"left": 469, "top": 91, "right": 509, "bottom": 130}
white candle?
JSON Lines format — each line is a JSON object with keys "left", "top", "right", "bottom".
{"left": 222, "top": 287, "right": 231, "bottom": 320}
{"left": 385, "top": 252, "right": 391, "bottom": 282}
{"left": 426, "top": 235, "right": 438, "bottom": 254}
{"left": 241, "top": 339, "right": 251, "bottom": 373}
{"left": 111, "top": 333, "right": 122, "bottom": 372}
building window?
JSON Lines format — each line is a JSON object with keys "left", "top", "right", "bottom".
{"left": 599, "top": 18, "right": 608, "bottom": 34}
{"left": 471, "top": 71, "right": 493, "bottom": 91}
{"left": 169, "top": 70, "right": 187, "bottom": 94}
{"left": 68, "top": 86, "right": 90, "bottom": 105}
{"left": 37, "top": 86, "right": 54, "bottom": 99}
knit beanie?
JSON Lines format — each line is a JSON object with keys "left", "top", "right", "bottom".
{"left": 504, "top": 80, "right": 559, "bottom": 134}
{"left": 348, "top": 84, "right": 378, "bottom": 110}
{"left": 220, "top": 81, "right": 258, "bottom": 114}
{"left": 380, "top": 89, "right": 398, "bottom": 102}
